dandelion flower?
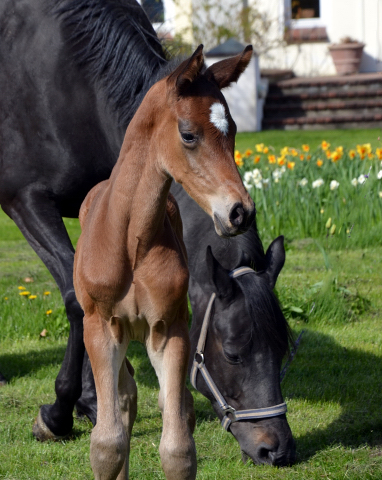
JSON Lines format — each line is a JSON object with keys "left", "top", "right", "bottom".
{"left": 29, "top": 295, "right": 37, "bottom": 300}
{"left": 330, "top": 180, "right": 340, "bottom": 190}
{"left": 46, "top": 309, "right": 52, "bottom": 315}
{"left": 351, "top": 178, "right": 358, "bottom": 187}
{"left": 316, "top": 159, "right": 323, "bottom": 167}
{"left": 19, "top": 291, "right": 30, "bottom": 296}
{"left": 4, "top": 297, "right": 8, "bottom": 300}
{"left": 44, "top": 291, "right": 51, "bottom": 296}
{"left": 312, "top": 179, "right": 324, "bottom": 188}
{"left": 18, "top": 286, "right": 26, "bottom": 290}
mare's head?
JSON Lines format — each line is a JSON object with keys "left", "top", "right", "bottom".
{"left": 190, "top": 236, "right": 296, "bottom": 466}
{"left": 145, "top": 45, "right": 255, "bottom": 237}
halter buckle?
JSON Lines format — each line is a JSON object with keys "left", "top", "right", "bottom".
{"left": 223, "top": 405, "right": 236, "bottom": 416}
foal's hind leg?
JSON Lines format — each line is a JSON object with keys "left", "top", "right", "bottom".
{"left": 84, "top": 313, "right": 135, "bottom": 480}
{"left": 147, "top": 308, "right": 197, "bottom": 480}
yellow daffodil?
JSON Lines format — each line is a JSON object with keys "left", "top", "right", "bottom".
{"left": 263, "top": 146, "right": 269, "bottom": 154}
{"left": 255, "top": 143, "right": 264, "bottom": 153}
{"left": 280, "top": 146, "right": 289, "bottom": 156}
{"left": 287, "top": 161, "right": 295, "bottom": 170}
{"left": 234, "top": 150, "right": 243, "bottom": 167}
{"left": 368, "top": 153, "right": 374, "bottom": 160}
{"left": 244, "top": 149, "right": 253, "bottom": 157}
{"left": 302, "top": 144, "right": 310, "bottom": 152}
{"left": 349, "top": 149, "right": 356, "bottom": 159}
{"left": 376, "top": 147, "right": 382, "bottom": 160}
{"left": 268, "top": 154, "right": 276, "bottom": 164}
{"left": 321, "top": 140, "right": 330, "bottom": 151}
{"left": 290, "top": 148, "right": 298, "bottom": 157}
{"left": 299, "top": 154, "right": 304, "bottom": 161}
{"left": 254, "top": 155, "right": 261, "bottom": 164}
{"left": 331, "top": 151, "right": 341, "bottom": 162}
{"left": 326, "top": 150, "right": 332, "bottom": 159}
{"left": 277, "top": 156, "right": 285, "bottom": 166}
{"left": 317, "top": 159, "right": 323, "bottom": 167}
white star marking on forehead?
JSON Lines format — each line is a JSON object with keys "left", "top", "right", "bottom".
{"left": 209, "top": 102, "right": 229, "bottom": 136}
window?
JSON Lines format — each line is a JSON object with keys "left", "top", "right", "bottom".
{"left": 292, "top": 0, "right": 320, "bottom": 20}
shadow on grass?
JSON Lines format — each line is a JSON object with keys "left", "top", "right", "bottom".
{"left": 0, "top": 343, "right": 66, "bottom": 381}
{"left": 283, "top": 328, "right": 382, "bottom": 462}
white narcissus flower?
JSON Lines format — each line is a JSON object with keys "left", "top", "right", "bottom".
{"left": 312, "top": 178, "right": 324, "bottom": 188}
{"left": 330, "top": 180, "right": 340, "bottom": 190}
{"left": 298, "top": 178, "right": 308, "bottom": 187}
{"left": 351, "top": 178, "right": 358, "bottom": 187}
{"left": 377, "top": 170, "right": 382, "bottom": 179}
{"left": 379, "top": 191, "right": 382, "bottom": 198}
{"left": 358, "top": 174, "right": 366, "bottom": 185}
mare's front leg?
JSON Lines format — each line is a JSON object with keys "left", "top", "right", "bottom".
{"left": 147, "top": 304, "right": 197, "bottom": 480}
{"left": 2, "top": 190, "right": 96, "bottom": 439}
{"left": 84, "top": 313, "right": 136, "bottom": 480}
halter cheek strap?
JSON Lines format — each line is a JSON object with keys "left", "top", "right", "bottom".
{"left": 190, "top": 266, "right": 287, "bottom": 431}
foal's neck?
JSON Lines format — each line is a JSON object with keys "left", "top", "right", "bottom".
{"left": 107, "top": 97, "right": 173, "bottom": 265}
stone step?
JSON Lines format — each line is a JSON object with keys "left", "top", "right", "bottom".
{"left": 262, "top": 73, "right": 382, "bottom": 130}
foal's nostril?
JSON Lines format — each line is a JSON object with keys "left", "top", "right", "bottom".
{"left": 229, "top": 203, "right": 245, "bottom": 228}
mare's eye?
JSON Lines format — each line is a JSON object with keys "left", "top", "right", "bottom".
{"left": 223, "top": 351, "right": 242, "bottom": 365}
{"left": 180, "top": 132, "right": 196, "bottom": 144}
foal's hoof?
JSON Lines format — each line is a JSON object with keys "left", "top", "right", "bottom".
{"left": 32, "top": 410, "right": 68, "bottom": 442}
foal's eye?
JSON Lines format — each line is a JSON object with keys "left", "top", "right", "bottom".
{"left": 180, "top": 132, "right": 196, "bottom": 144}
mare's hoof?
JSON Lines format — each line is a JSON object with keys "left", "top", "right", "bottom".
{"left": 32, "top": 409, "right": 68, "bottom": 442}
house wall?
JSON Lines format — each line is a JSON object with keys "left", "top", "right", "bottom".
{"left": 256, "top": 0, "right": 382, "bottom": 76}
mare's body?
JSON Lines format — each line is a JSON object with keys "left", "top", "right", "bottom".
{"left": 0, "top": 0, "right": 295, "bottom": 465}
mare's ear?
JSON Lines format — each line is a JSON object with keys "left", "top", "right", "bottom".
{"left": 206, "top": 246, "right": 233, "bottom": 298}
{"left": 205, "top": 45, "right": 253, "bottom": 90}
{"left": 167, "top": 44, "right": 205, "bottom": 93}
{"left": 261, "top": 236, "right": 285, "bottom": 290}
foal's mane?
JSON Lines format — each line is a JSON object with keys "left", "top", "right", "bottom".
{"left": 235, "top": 272, "right": 293, "bottom": 357}
{"left": 55, "top": 0, "right": 168, "bottom": 127}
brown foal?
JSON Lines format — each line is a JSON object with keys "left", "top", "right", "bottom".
{"left": 73, "top": 45, "right": 255, "bottom": 480}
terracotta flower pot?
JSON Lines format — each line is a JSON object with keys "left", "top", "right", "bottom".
{"left": 328, "top": 42, "right": 365, "bottom": 75}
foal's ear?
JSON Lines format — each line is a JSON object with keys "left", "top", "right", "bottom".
{"left": 206, "top": 246, "right": 233, "bottom": 298}
{"left": 261, "top": 236, "right": 285, "bottom": 290}
{"left": 167, "top": 44, "right": 205, "bottom": 93}
{"left": 205, "top": 45, "right": 253, "bottom": 90}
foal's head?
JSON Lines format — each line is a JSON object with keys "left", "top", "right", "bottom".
{"left": 145, "top": 45, "right": 255, "bottom": 237}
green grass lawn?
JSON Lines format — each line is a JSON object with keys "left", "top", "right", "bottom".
{"left": 1, "top": 129, "right": 382, "bottom": 479}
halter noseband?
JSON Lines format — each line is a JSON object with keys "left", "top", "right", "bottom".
{"left": 190, "top": 266, "right": 287, "bottom": 431}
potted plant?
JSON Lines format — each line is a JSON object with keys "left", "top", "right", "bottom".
{"left": 328, "top": 37, "right": 365, "bottom": 75}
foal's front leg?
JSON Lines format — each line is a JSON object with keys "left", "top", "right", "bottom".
{"left": 84, "top": 314, "right": 135, "bottom": 480}
{"left": 147, "top": 307, "right": 197, "bottom": 480}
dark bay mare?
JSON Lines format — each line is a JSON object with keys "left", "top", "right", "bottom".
{"left": 0, "top": 0, "right": 295, "bottom": 466}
